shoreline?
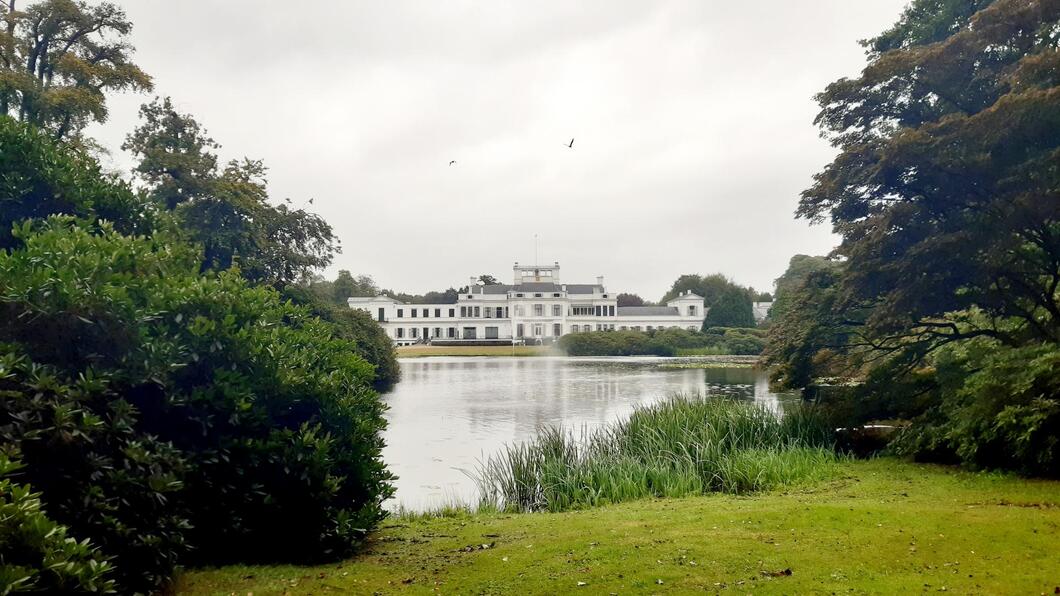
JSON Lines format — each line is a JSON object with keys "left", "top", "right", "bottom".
{"left": 395, "top": 344, "right": 761, "bottom": 364}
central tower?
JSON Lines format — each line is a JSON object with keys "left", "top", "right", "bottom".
{"left": 513, "top": 261, "right": 560, "bottom": 284}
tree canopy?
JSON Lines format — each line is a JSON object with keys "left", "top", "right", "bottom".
{"left": 125, "top": 97, "right": 338, "bottom": 286}
{"left": 0, "top": 0, "right": 151, "bottom": 141}
{"left": 769, "top": 0, "right": 1060, "bottom": 475}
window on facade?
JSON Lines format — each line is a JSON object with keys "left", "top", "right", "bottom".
{"left": 396, "top": 328, "right": 404, "bottom": 338}
{"left": 515, "top": 305, "right": 525, "bottom": 316}
{"left": 449, "top": 308, "right": 455, "bottom": 317}
{"left": 572, "top": 305, "right": 593, "bottom": 316}
{"left": 517, "top": 324, "right": 524, "bottom": 337}
{"left": 533, "top": 324, "right": 544, "bottom": 336}
{"left": 474, "top": 306, "right": 480, "bottom": 317}
{"left": 552, "top": 305, "right": 561, "bottom": 316}
{"left": 485, "top": 326, "right": 499, "bottom": 339}
{"left": 516, "top": 293, "right": 524, "bottom": 297}
{"left": 448, "top": 327, "right": 457, "bottom": 337}
{"left": 422, "top": 308, "right": 429, "bottom": 317}
{"left": 609, "top": 305, "right": 615, "bottom": 316}
{"left": 397, "top": 309, "right": 403, "bottom": 318}
{"left": 460, "top": 306, "right": 467, "bottom": 317}
{"left": 435, "top": 308, "right": 441, "bottom": 317}
{"left": 411, "top": 328, "right": 418, "bottom": 337}
{"left": 411, "top": 309, "right": 417, "bottom": 318}
{"left": 553, "top": 323, "right": 561, "bottom": 336}
{"left": 484, "top": 308, "right": 492, "bottom": 318}
{"left": 595, "top": 306, "right": 601, "bottom": 317}
{"left": 688, "top": 305, "right": 697, "bottom": 316}
{"left": 534, "top": 293, "right": 542, "bottom": 298}
{"left": 533, "top": 304, "right": 544, "bottom": 316}
{"left": 463, "top": 327, "right": 476, "bottom": 339}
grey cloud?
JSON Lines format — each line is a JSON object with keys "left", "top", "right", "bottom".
{"left": 90, "top": 0, "right": 908, "bottom": 299}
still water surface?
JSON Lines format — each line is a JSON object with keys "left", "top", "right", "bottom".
{"left": 382, "top": 356, "right": 798, "bottom": 511}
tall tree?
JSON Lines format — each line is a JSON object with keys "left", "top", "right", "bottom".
{"left": 0, "top": 0, "right": 151, "bottom": 141}
{"left": 616, "top": 293, "right": 645, "bottom": 307}
{"left": 122, "top": 96, "right": 218, "bottom": 209}
{"left": 125, "top": 98, "right": 337, "bottom": 286}
{"left": 478, "top": 274, "right": 500, "bottom": 285}
{"left": 801, "top": 0, "right": 1060, "bottom": 361}
{"left": 702, "top": 285, "right": 755, "bottom": 329}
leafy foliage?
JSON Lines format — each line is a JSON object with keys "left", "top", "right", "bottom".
{"left": 660, "top": 274, "right": 757, "bottom": 328}
{"left": 0, "top": 116, "right": 151, "bottom": 250}
{"left": 558, "top": 328, "right": 764, "bottom": 357}
{"left": 0, "top": 0, "right": 152, "bottom": 141}
{"left": 0, "top": 453, "right": 116, "bottom": 594}
{"left": 124, "top": 97, "right": 338, "bottom": 286}
{"left": 615, "top": 293, "right": 646, "bottom": 307}
{"left": 283, "top": 284, "right": 400, "bottom": 390}
{"left": 703, "top": 285, "right": 755, "bottom": 329}
{"left": 0, "top": 219, "right": 394, "bottom": 591}
{"left": 774, "top": 0, "right": 1060, "bottom": 476}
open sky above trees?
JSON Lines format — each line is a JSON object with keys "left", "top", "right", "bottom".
{"left": 85, "top": 0, "right": 907, "bottom": 297}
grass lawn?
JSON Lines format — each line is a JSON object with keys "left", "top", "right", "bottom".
{"left": 176, "top": 459, "right": 1060, "bottom": 594}
{"left": 396, "top": 345, "right": 553, "bottom": 357}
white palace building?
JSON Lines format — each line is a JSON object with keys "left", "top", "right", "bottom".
{"left": 349, "top": 262, "right": 707, "bottom": 346}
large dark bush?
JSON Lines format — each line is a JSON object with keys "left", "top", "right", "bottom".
{"left": 0, "top": 219, "right": 393, "bottom": 591}
{"left": 891, "top": 340, "right": 1060, "bottom": 476}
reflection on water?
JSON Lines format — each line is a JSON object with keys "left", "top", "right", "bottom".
{"left": 382, "top": 356, "right": 797, "bottom": 511}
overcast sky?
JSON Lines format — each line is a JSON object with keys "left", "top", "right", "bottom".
{"left": 89, "top": 1, "right": 909, "bottom": 300}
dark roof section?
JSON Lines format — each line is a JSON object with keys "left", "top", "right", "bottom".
{"left": 617, "top": 306, "right": 681, "bottom": 317}
{"left": 476, "top": 283, "right": 604, "bottom": 295}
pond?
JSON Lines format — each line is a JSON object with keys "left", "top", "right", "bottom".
{"left": 382, "top": 356, "right": 799, "bottom": 511}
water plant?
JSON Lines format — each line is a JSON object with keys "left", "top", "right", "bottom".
{"left": 475, "top": 394, "right": 838, "bottom": 512}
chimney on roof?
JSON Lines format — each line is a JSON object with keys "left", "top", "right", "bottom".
{"left": 470, "top": 276, "right": 478, "bottom": 290}
{"left": 596, "top": 276, "right": 604, "bottom": 287}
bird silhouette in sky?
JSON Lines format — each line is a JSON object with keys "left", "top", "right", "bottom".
{"left": 449, "top": 160, "right": 456, "bottom": 166}
{"left": 308, "top": 198, "right": 314, "bottom": 204}
{"left": 567, "top": 138, "right": 574, "bottom": 148}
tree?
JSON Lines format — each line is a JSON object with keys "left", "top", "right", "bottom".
{"left": 801, "top": 0, "right": 1060, "bottom": 360}
{"left": 702, "top": 285, "right": 755, "bottom": 329}
{"left": 616, "top": 293, "right": 645, "bottom": 307}
{"left": 125, "top": 97, "right": 338, "bottom": 286}
{"left": 775, "top": 0, "right": 1060, "bottom": 475}
{"left": 478, "top": 274, "right": 500, "bottom": 285}
{"left": 331, "top": 270, "right": 378, "bottom": 304}
{"left": 0, "top": 0, "right": 152, "bottom": 141}
{"left": 122, "top": 96, "right": 218, "bottom": 209}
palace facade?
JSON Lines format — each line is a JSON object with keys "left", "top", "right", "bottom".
{"left": 349, "top": 263, "right": 707, "bottom": 346}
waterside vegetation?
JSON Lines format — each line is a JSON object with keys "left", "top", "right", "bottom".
{"left": 475, "top": 395, "right": 838, "bottom": 513}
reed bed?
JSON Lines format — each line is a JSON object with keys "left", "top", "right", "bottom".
{"left": 475, "top": 393, "right": 839, "bottom": 512}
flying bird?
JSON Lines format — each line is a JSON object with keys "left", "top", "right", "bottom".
{"left": 308, "top": 198, "right": 314, "bottom": 204}
{"left": 567, "top": 138, "right": 574, "bottom": 148}
{"left": 449, "top": 160, "right": 457, "bottom": 166}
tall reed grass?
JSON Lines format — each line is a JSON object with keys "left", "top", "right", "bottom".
{"left": 475, "top": 393, "right": 839, "bottom": 512}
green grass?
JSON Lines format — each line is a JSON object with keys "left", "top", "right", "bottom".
{"left": 475, "top": 395, "right": 838, "bottom": 512}
{"left": 396, "top": 345, "right": 553, "bottom": 357}
{"left": 176, "top": 458, "right": 1060, "bottom": 595}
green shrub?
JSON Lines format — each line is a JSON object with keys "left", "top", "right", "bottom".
{"left": 282, "top": 285, "right": 400, "bottom": 390}
{"left": 0, "top": 219, "right": 393, "bottom": 591}
{"left": 0, "top": 116, "right": 152, "bottom": 251}
{"left": 0, "top": 453, "right": 116, "bottom": 594}
{"left": 558, "top": 328, "right": 764, "bottom": 357}
{"left": 891, "top": 341, "right": 1060, "bottom": 476}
